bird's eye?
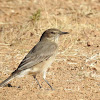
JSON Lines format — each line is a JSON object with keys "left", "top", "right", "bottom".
{"left": 51, "top": 32, "right": 55, "bottom": 34}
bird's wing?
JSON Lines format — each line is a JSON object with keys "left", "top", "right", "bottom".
{"left": 16, "top": 41, "right": 58, "bottom": 71}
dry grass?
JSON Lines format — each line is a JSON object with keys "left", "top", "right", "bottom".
{"left": 0, "top": 0, "right": 100, "bottom": 100}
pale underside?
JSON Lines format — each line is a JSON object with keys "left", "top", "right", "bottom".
{"left": 13, "top": 40, "right": 58, "bottom": 78}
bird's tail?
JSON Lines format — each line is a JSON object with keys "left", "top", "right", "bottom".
{"left": 0, "top": 75, "right": 15, "bottom": 87}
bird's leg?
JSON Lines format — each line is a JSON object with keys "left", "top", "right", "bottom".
{"left": 33, "top": 75, "right": 42, "bottom": 88}
{"left": 43, "top": 71, "right": 54, "bottom": 90}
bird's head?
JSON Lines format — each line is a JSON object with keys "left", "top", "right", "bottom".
{"left": 40, "top": 28, "right": 69, "bottom": 43}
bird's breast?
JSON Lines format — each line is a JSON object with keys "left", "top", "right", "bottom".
{"left": 28, "top": 51, "right": 58, "bottom": 75}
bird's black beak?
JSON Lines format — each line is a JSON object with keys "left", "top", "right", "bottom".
{"left": 60, "top": 32, "right": 69, "bottom": 35}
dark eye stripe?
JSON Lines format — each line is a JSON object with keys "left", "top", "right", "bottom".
{"left": 51, "top": 32, "right": 55, "bottom": 34}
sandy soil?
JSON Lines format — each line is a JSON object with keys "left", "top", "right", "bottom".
{"left": 0, "top": 0, "right": 100, "bottom": 100}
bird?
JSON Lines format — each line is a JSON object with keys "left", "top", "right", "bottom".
{"left": 0, "top": 28, "right": 69, "bottom": 89}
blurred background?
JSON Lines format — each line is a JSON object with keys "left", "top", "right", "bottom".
{"left": 0, "top": 0, "right": 100, "bottom": 100}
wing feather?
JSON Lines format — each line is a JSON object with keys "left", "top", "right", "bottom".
{"left": 16, "top": 41, "right": 58, "bottom": 71}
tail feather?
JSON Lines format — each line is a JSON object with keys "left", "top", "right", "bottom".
{"left": 0, "top": 75, "right": 15, "bottom": 87}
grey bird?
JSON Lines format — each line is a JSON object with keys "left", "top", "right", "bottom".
{"left": 0, "top": 28, "right": 69, "bottom": 89}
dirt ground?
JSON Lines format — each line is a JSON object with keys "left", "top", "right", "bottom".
{"left": 0, "top": 0, "right": 100, "bottom": 100}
